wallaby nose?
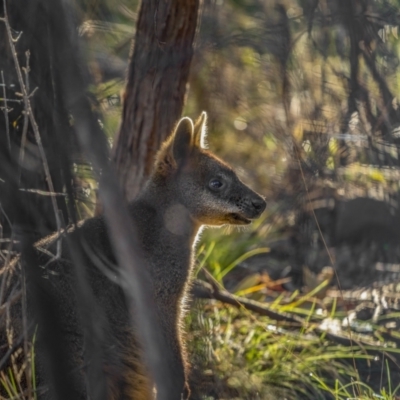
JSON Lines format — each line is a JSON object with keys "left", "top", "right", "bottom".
{"left": 252, "top": 196, "right": 266, "bottom": 213}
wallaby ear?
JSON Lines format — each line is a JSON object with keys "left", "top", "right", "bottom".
{"left": 193, "top": 111, "right": 207, "bottom": 148}
{"left": 172, "top": 117, "right": 194, "bottom": 163}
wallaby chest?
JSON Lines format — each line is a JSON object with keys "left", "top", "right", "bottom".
{"left": 130, "top": 201, "right": 195, "bottom": 300}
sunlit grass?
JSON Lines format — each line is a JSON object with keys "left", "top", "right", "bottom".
{"left": 188, "top": 299, "right": 399, "bottom": 400}
{"left": 190, "top": 224, "right": 400, "bottom": 400}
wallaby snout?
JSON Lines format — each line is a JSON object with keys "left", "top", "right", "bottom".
{"left": 242, "top": 191, "right": 266, "bottom": 220}
{"left": 252, "top": 195, "right": 267, "bottom": 213}
{"left": 227, "top": 184, "right": 266, "bottom": 225}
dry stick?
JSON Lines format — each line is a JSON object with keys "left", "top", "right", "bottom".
{"left": 18, "top": 51, "right": 30, "bottom": 184}
{"left": 0, "top": 289, "right": 21, "bottom": 318}
{"left": 0, "top": 70, "right": 10, "bottom": 151}
{"left": 192, "top": 279, "right": 304, "bottom": 324}
{"left": 21, "top": 272, "right": 32, "bottom": 398}
{"left": 0, "top": 204, "right": 15, "bottom": 306}
{"left": 1, "top": 2, "right": 61, "bottom": 236}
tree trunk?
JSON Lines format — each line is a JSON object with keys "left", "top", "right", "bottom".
{"left": 112, "top": 0, "right": 200, "bottom": 201}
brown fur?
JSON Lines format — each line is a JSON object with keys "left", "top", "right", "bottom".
{"left": 13, "top": 112, "right": 266, "bottom": 399}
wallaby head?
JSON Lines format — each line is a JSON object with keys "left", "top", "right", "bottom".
{"left": 153, "top": 112, "right": 266, "bottom": 227}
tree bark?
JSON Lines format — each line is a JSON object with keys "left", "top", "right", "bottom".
{"left": 112, "top": 0, "right": 200, "bottom": 201}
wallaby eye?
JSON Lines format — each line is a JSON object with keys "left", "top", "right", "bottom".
{"left": 209, "top": 179, "right": 223, "bottom": 190}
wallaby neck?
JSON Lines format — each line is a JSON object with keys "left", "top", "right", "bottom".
{"left": 132, "top": 178, "right": 201, "bottom": 246}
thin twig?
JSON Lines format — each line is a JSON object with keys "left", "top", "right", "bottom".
{"left": 21, "top": 272, "right": 32, "bottom": 398}
{"left": 18, "top": 188, "right": 67, "bottom": 196}
{"left": 0, "top": 288, "right": 21, "bottom": 318}
{"left": 18, "top": 51, "right": 30, "bottom": 183}
{"left": 0, "top": 204, "right": 15, "bottom": 306}
{"left": 1, "top": 70, "right": 11, "bottom": 151}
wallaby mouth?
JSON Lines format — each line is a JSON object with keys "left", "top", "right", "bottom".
{"left": 229, "top": 213, "right": 252, "bottom": 225}
{"left": 230, "top": 194, "right": 266, "bottom": 225}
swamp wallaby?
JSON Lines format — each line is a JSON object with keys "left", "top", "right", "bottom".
{"left": 16, "top": 112, "right": 266, "bottom": 399}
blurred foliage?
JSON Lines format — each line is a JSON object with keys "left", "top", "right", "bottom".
{"left": 81, "top": 0, "right": 400, "bottom": 201}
